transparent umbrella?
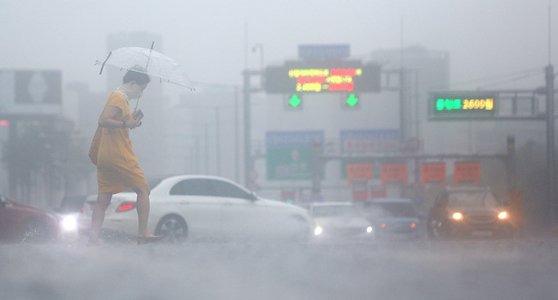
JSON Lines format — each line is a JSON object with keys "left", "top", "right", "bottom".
{"left": 96, "top": 43, "right": 195, "bottom": 91}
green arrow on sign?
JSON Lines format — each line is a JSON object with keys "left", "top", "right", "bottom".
{"left": 289, "top": 94, "right": 302, "bottom": 108}
{"left": 346, "top": 93, "right": 359, "bottom": 107}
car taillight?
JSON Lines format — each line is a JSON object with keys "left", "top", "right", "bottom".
{"left": 116, "top": 201, "right": 136, "bottom": 213}
{"left": 410, "top": 223, "right": 417, "bottom": 229}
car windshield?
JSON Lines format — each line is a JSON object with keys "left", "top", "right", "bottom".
{"left": 447, "top": 191, "right": 499, "bottom": 208}
{"left": 365, "top": 202, "right": 417, "bottom": 218}
{"left": 312, "top": 205, "right": 358, "bottom": 217}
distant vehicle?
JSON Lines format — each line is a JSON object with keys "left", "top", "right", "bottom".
{"left": 79, "top": 175, "right": 312, "bottom": 243}
{"left": 427, "top": 186, "right": 515, "bottom": 239}
{"left": 308, "top": 202, "right": 374, "bottom": 242}
{"left": 0, "top": 194, "right": 78, "bottom": 243}
{"left": 360, "top": 198, "right": 421, "bottom": 240}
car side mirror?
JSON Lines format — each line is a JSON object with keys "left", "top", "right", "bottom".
{"left": 249, "top": 192, "right": 258, "bottom": 202}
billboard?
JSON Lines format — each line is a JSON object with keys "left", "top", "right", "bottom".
{"left": 0, "top": 70, "right": 62, "bottom": 116}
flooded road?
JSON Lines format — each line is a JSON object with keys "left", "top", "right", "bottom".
{"left": 1, "top": 238, "right": 557, "bottom": 300}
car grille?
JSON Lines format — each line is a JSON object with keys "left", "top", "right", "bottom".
{"left": 467, "top": 215, "right": 496, "bottom": 224}
{"left": 328, "top": 227, "right": 366, "bottom": 237}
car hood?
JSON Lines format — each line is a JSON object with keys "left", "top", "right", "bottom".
{"left": 449, "top": 207, "right": 502, "bottom": 215}
{"left": 7, "top": 200, "right": 57, "bottom": 219}
{"left": 257, "top": 198, "right": 309, "bottom": 214}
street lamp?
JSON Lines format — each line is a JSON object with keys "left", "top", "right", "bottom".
{"left": 252, "top": 43, "right": 264, "bottom": 71}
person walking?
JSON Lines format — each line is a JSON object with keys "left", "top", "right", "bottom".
{"left": 88, "top": 69, "right": 161, "bottom": 245}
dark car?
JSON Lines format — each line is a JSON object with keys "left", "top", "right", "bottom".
{"left": 0, "top": 194, "right": 76, "bottom": 243}
{"left": 360, "top": 198, "right": 421, "bottom": 240}
{"left": 427, "top": 186, "right": 515, "bottom": 239}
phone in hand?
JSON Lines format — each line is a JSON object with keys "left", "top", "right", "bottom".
{"left": 133, "top": 109, "right": 144, "bottom": 120}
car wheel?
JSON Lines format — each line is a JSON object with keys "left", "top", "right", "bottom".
{"left": 21, "top": 219, "right": 50, "bottom": 243}
{"left": 155, "top": 215, "right": 188, "bottom": 243}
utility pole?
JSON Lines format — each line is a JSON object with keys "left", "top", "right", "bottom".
{"left": 546, "top": 64, "right": 555, "bottom": 225}
{"left": 205, "top": 123, "right": 209, "bottom": 174}
{"left": 234, "top": 86, "right": 240, "bottom": 183}
{"left": 242, "top": 70, "right": 263, "bottom": 189}
{"left": 399, "top": 67, "right": 407, "bottom": 141}
{"left": 215, "top": 107, "right": 221, "bottom": 176}
{"left": 243, "top": 70, "right": 252, "bottom": 188}
{"left": 546, "top": 1, "right": 556, "bottom": 226}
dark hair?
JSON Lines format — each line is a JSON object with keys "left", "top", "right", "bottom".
{"left": 123, "top": 69, "right": 151, "bottom": 85}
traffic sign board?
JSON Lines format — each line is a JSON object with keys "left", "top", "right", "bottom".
{"left": 453, "top": 161, "right": 481, "bottom": 184}
{"left": 265, "top": 61, "right": 381, "bottom": 94}
{"left": 420, "top": 162, "right": 446, "bottom": 184}
{"left": 265, "top": 131, "right": 324, "bottom": 180}
{"left": 380, "top": 163, "right": 408, "bottom": 185}
{"left": 429, "top": 91, "right": 497, "bottom": 119}
{"left": 347, "top": 163, "right": 373, "bottom": 183}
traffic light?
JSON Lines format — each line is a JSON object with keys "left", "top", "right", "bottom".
{"left": 286, "top": 93, "right": 303, "bottom": 110}
{"left": 343, "top": 93, "right": 360, "bottom": 109}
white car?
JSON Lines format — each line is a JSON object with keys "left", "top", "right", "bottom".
{"left": 79, "top": 175, "right": 312, "bottom": 243}
{"left": 309, "top": 202, "right": 374, "bottom": 242}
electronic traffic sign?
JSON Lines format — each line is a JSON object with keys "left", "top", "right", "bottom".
{"left": 265, "top": 61, "right": 381, "bottom": 94}
{"left": 429, "top": 92, "right": 497, "bottom": 119}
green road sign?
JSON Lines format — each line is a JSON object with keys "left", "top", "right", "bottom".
{"left": 430, "top": 91, "right": 497, "bottom": 119}
{"left": 266, "top": 131, "right": 324, "bottom": 180}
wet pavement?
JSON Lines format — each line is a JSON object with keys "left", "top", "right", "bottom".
{"left": 1, "top": 238, "right": 557, "bottom": 300}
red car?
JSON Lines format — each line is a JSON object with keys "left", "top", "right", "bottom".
{"left": 0, "top": 195, "right": 76, "bottom": 243}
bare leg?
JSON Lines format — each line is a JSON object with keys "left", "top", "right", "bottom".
{"left": 90, "top": 193, "right": 112, "bottom": 242}
{"left": 134, "top": 187, "right": 150, "bottom": 238}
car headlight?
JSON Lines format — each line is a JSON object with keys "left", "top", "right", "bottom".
{"left": 60, "top": 215, "right": 78, "bottom": 232}
{"left": 451, "top": 212, "right": 464, "bottom": 221}
{"left": 498, "top": 211, "right": 509, "bottom": 220}
{"left": 313, "top": 225, "right": 323, "bottom": 236}
{"left": 366, "top": 226, "right": 373, "bottom": 234}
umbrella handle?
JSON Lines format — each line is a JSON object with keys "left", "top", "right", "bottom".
{"left": 134, "top": 95, "right": 141, "bottom": 112}
{"left": 99, "top": 52, "right": 112, "bottom": 75}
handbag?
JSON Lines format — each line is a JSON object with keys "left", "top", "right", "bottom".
{"left": 88, "top": 127, "right": 102, "bottom": 165}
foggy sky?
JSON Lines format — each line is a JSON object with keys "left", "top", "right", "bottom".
{"left": 0, "top": 0, "right": 555, "bottom": 91}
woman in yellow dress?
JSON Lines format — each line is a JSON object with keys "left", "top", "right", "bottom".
{"left": 89, "top": 70, "right": 160, "bottom": 245}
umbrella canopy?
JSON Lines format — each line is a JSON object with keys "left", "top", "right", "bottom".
{"left": 96, "top": 46, "right": 194, "bottom": 91}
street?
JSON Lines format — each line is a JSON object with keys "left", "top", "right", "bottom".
{"left": 1, "top": 238, "right": 557, "bottom": 300}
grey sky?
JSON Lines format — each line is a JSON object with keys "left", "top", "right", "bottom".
{"left": 0, "top": 0, "right": 555, "bottom": 90}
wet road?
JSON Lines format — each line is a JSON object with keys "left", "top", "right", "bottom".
{"left": 1, "top": 238, "right": 557, "bottom": 300}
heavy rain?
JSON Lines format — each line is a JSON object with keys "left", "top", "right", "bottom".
{"left": 1, "top": 0, "right": 558, "bottom": 299}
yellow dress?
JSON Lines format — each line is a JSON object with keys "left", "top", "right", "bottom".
{"left": 96, "top": 91, "right": 148, "bottom": 194}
